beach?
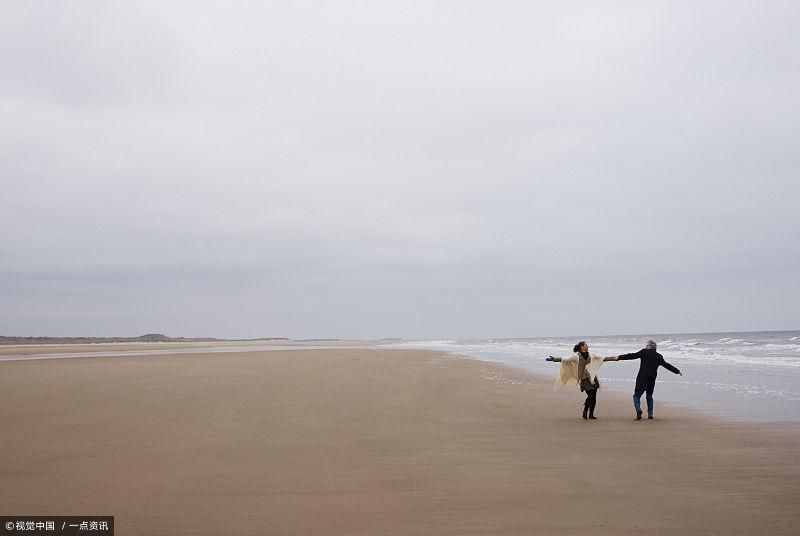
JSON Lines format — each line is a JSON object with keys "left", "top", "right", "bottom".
{"left": 1, "top": 346, "right": 798, "bottom": 535}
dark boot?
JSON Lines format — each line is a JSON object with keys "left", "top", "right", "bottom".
{"left": 582, "top": 404, "right": 589, "bottom": 420}
{"left": 589, "top": 399, "right": 597, "bottom": 419}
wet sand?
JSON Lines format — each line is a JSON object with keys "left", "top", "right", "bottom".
{"left": 1, "top": 348, "right": 798, "bottom": 535}
{"left": 0, "top": 339, "right": 372, "bottom": 357}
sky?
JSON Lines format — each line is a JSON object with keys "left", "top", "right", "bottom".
{"left": 2, "top": 1, "right": 799, "bottom": 339}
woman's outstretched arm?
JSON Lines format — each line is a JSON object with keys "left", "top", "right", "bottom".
{"left": 603, "top": 355, "right": 619, "bottom": 362}
{"left": 547, "top": 354, "right": 579, "bottom": 362}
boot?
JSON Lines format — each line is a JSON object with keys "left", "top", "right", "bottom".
{"left": 582, "top": 405, "right": 589, "bottom": 420}
{"left": 589, "top": 400, "right": 597, "bottom": 419}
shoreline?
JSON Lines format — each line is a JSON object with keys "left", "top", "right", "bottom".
{"left": 3, "top": 341, "right": 798, "bottom": 425}
{"left": 0, "top": 340, "right": 386, "bottom": 358}
{"left": 395, "top": 338, "right": 800, "bottom": 424}
{"left": 454, "top": 350, "right": 800, "bottom": 429}
{"left": 1, "top": 348, "right": 798, "bottom": 534}
{"left": 453, "top": 350, "right": 800, "bottom": 425}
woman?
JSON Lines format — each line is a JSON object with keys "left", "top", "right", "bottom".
{"left": 546, "top": 341, "right": 618, "bottom": 420}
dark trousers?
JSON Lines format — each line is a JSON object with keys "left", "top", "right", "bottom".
{"left": 633, "top": 375, "right": 657, "bottom": 416}
{"left": 584, "top": 389, "right": 597, "bottom": 415}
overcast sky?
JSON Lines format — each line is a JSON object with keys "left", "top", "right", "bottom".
{"left": 2, "top": 1, "right": 798, "bottom": 339}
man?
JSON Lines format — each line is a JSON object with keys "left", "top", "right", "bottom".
{"left": 614, "top": 340, "right": 682, "bottom": 420}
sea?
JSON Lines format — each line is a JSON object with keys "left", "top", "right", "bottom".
{"left": 392, "top": 330, "right": 800, "bottom": 423}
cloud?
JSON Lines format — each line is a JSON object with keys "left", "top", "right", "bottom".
{"left": 2, "top": 1, "right": 799, "bottom": 337}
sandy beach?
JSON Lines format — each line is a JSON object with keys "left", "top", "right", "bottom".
{"left": 1, "top": 347, "right": 798, "bottom": 535}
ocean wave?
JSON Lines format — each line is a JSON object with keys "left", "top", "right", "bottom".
{"left": 763, "top": 343, "right": 800, "bottom": 350}
{"left": 717, "top": 338, "right": 746, "bottom": 344}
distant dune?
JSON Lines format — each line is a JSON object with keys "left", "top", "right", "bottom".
{"left": 0, "top": 333, "right": 290, "bottom": 345}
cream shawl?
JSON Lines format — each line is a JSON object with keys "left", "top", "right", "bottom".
{"left": 553, "top": 352, "right": 606, "bottom": 390}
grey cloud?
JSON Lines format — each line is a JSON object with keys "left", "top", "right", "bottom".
{"left": 2, "top": 1, "right": 799, "bottom": 338}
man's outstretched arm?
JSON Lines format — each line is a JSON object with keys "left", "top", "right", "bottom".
{"left": 660, "top": 359, "right": 682, "bottom": 375}
{"left": 616, "top": 349, "right": 645, "bottom": 361}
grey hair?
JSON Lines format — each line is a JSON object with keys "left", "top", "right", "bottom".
{"left": 645, "top": 340, "right": 657, "bottom": 350}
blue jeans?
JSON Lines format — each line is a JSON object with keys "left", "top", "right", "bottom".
{"left": 633, "top": 389, "right": 654, "bottom": 417}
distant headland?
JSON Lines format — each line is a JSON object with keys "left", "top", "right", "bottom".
{"left": 0, "top": 334, "right": 290, "bottom": 345}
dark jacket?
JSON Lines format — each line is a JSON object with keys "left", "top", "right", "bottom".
{"left": 617, "top": 348, "right": 681, "bottom": 391}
